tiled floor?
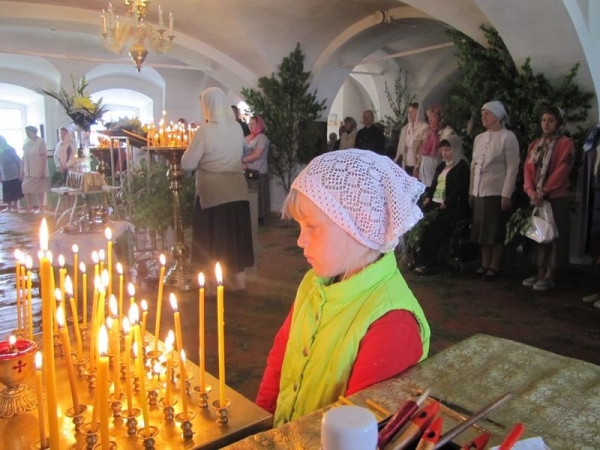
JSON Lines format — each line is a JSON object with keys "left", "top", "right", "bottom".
{"left": 0, "top": 210, "right": 599, "bottom": 402}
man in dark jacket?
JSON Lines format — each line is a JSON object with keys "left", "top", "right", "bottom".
{"left": 355, "top": 110, "right": 385, "bottom": 155}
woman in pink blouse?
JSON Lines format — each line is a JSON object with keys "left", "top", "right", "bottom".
{"left": 522, "top": 106, "right": 575, "bottom": 291}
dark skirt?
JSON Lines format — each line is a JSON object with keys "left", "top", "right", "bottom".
{"left": 246, "top": 174, "right": 270, "bottom": 220}
{"left": 470, "top": 196, "right": 511, "bottom": 245}
{"left": 191, "top": 197, "right": 255, "bottom": 275}
{"left": 532, "top": 197, "right": 570, "bottom": 270}
{"left": 2, "top": 178, "right": 24, "bottom": 203}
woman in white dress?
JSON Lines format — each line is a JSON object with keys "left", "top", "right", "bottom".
{"left": 394, "top": 102, "right": 428, "bottom": 176}
{"left": 21, "top": 126, "right": 50, "bottom": 213}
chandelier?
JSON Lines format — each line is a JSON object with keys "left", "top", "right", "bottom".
{"left": 101, "top": 1, "right": 175, "bottom": 72}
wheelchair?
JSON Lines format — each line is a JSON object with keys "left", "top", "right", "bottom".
{"left": 436, "top": 218, "right": 478, "bottom": 272}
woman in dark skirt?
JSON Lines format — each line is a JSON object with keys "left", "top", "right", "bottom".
{"left": 181, "top": 88, "right": 254, "bottom": 291}
{"left": 0, "top": 136, "right": 24, "bottom": 212}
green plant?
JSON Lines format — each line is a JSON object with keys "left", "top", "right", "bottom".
{"left": 241, "top": 43, "right": 327, "bottom": 193}
{"left": 105, "top": 117, "right": 145, "bottom": 136}
{"left": 403, "top": 209, "right": 440, "bottom": 250}
{"left": 505, "top": 205, "right": 534, "bottom": 246}
{"left": 384, "top": 68, "right": 416, "bottom": 136}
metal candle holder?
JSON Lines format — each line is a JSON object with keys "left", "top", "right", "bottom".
{"left": 136, "top": 425, "right": 159, "bottom": 450}
{"left": 0, "top": 338, "right": 38, "bottom": 418}
{"left": 109, "top": 392, "right": 124, "bottom": 418}
{"left": 80, "top": 422, "right": 100, "bottom": 450}
{"left": 125, "top": 407, "right": 141, "bottom": 436}
{"left": 211, "top": 398, "right": 231, "bottom": 424}
{"left": 175, "top": 411, "right": 195, "bottom": 440}
{"left": 66, "top": 404, "right": 88, "bottom": 432}
{"left": 73, "top": 355, "right": 90, "bottom": 377}
{"left": 193, "top": 383, "right": 213, "bottom": 408}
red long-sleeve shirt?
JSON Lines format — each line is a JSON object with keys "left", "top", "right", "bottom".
{"left": 524, "top": 136, "right": 575, "bottom": 198}
{"left": 255, "top": 308, "right": 423, "bottom": 414}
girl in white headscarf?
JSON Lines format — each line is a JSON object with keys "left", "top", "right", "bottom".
{"left": 256, "top": 149, "right": 430, "bottom": 426}
{"left": 181, "top": 87, "right": 254, "bottom": 291}
{"left": 469, "top": 100, "right": 520, "bottom": 281}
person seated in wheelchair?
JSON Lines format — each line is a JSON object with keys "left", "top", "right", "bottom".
{"left": 414, "top": 135, "right": 471, "bottom": 274}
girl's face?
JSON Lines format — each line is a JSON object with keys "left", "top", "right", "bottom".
{"left": 294, "top": 193, "right": 372, "bottom": 279}
{"left": 541, "top": 113, "right": 558, "bottom": 135}
{"left": 248, "top": 118, "right": 257, "bottom": 133}
{"left": 407, "top": 106, "right": 417, "bottom": 123}
{"left": 441, "top": 145, "right": 454, "bottom": 163}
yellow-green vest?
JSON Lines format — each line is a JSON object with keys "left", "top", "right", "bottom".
{"left": 274, "top": 252, "right": 430, "bottom": 426}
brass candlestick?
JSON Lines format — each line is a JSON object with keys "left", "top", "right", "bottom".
{"left": 136, "top": 425, "right": 159, "bottom": 450}
{"left": 0, "top": 338, "right": 38, "bottom": 417}
{"left": 175, "top": 411, "right": 195, "bottom": 440}
{"left": 125, "top": 407, "right": 141, "bottom": 436}
{"left": 211, "top": 398, "right": 231, "bottom": 424}
{"left": 66, "top": 404, "right": 87, "bottom": 432}
{"left": 193, "top": 383, "right": 213, "bottom": 408}
{"left": 149, "top": 147, "right": 193, "bottom": 290}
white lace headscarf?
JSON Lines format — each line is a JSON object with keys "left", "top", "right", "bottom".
{"left": 290, "top": 150, "right": 425, "bottom": 253}
{"left": 201, "top": 87, "right": 235, "bottom": 133}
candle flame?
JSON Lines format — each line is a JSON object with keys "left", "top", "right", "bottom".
{"left": 8, "top": 335, "right": 16, "bottom": 346}
{"left": 58, "top": 254, "right": 65, "bottom": 267}
{"left": 40, "top": 218, "right": 48, "bottom": 251}
{"left": 215, "top": 262, "right": 223, "bottom": 285}
{"left": 106, "top": 316, "right": 113, "bottom": 329}
{"left": 169, "top": 293, "right": 178, "bottom": 311}
{"left": 55, "top": 288, "right": 62, "bottom": 302}
{"left": 101, "top": 269, "right": 109, "bottom": 288}
{"left": 98, "top": 325, "right": 108, "bottom": 356}
{"left": 18, "top": 253, "right": 26, "bottom": 264}
{"left": 25, "top": 255, "right": 33, "bottom": 269}
{"left": 56, "top": 306, "right": 65, "bottom": 328}
{"left": 91, "top": 251, "right": 99, "bottom": 264}
{"left": 122, "top": 317, "right": 130, "bottom": 335}
{"left": 35, "top": 351, "right": 42, "bottom": 370}
{"left": 159, "top": 254, "right": 166, "bottom": 266}
{"left": 14, "top": 249, "right": 21, "bottom": 260}
{"left": 65, "top": 275, "right": 73, "bottom": 296}
{"left": 104, "top": 227, "right": 112, "bottom": 241}
{"left": 37, "top": 249, "right": 44, "bottom": 260}
{"left": 129, "top": 303, "right": 140, "bottom": 325}
{"left": 79, "top": 262, "right": 86, "bottom": 273}
{"left": 116, "top": 262, "right": 123, "bottom": 275}
{"left": 72, "top": 244, "right": 79, "bottom": 253}
{"left": 165, "top": 331, "right": 174, "bottom": 352}
{"left": 198, "top": 272, "right": 204, "bottom": 288}
{"left": 94, "top": 275, "right": 102, "bottom": 290}
{"left": 153, "top": 361, "right": 161, "bottom": 375}
{"left": 141, "top": 299, "right": 148, "bottom": 312}
{"left": 133, "top": 342, "right": 138, "bottom": 358}
{"left": 98, "top": 249, "right": 105, "bottom": 261}
{"left": 109, "top": 295, "right": 118, "bottom": 317}
{"left": 180, "top": 349, "right": 186, "bottom": 364}
{"left": 47, "top": 251, "right": 53, "bottom": 264}
{"left": 128, "top": 283, "right": 135, "bottom": 297}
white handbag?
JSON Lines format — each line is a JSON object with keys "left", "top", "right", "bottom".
{"left": 522, "top": 201, "right": 558, "bottom": 244}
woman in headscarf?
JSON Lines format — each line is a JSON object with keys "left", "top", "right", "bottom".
{"left": 182, "top": 87, "right": 254, "bottom": 292}
{"left": 394, "top": 102, "right": 429, "bottom": 176}
{"left": 414, "top": 135, "right": 471, "bottom": 274}
{"left": 0, "top": 136, "right": 24, "bottom": 212}
{"left": 470, "top": 101, "right": 520, "bottom": 281}
{"left": 521, "top": 106, "right": 574, "bottom": 291}
{"left": 21, "top": 125, "right": 50, "bottom": 213}
{"left": 242, "top": 115, "right": 271, "bottom": 223}
{"left": 53, "top": 126, "right": 76, "bottom": 183}
{"left": 415, "top": 105, "right": 444, "bottom": 188}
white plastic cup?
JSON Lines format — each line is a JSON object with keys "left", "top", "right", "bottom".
{"left": 321, "top": 405, "right": 378, "bottom": 450}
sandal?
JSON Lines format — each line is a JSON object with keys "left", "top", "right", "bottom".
{"left": 415, "top": 266, "right": 431, "bottom": 275}
{"left": 481, "top": 269, "right": 498, "bottom": 282}
{"left": 475, "top": 266, "right": 488, "bottom": 276}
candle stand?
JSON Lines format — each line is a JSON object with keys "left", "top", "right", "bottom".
{"left": 175, "top": 411, "right": 195, "bottom": 439}
{"left": 125, "top": 407, "right": 141, "bottom": 435}
{"left": 136, "top": 425, "right": 159, "bottom": 450}
{"left": 66, "top": 404, "right": 88, "bottom": 431}
{"left": 144, "top": 147, "right": 193, "bottom": 291}
{"left": 212, "top": 398, "right": 231, "bottom": 424}
{"left": 193, "top": 383, "right": 213, "bottom": 408}
{"left": 0, "top": 338, "right": 38, "bottom": 417}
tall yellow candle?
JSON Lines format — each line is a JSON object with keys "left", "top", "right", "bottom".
{"left": 215, "top": 262, "right": 226, "bottom": 407}
{"left": 116, "top": 263, "right": 124, "bottom": 325}
{"left": 14, "top": 250, "right": 22, "bottom": 331}
{"left": 170, "top": 293, "right": 183, "bottom": 354}
{"left": 58, "top": 254, "right": 66, "bottom": 303}
{"left": 153, "top": 254, "right": 166, "bottom": 353}
{"left": 26, "top": 256, "right": 33, "bottom": 340}
{"left": 104, "top": 228, "right": 113, "bottom": 297}
{"left": 39, "top": 218, "right": 60, "bottom": 450}
{"left": 109, "top": 295, "right": 120, "bottom": 398}
{"left": 97, "top": 325, "right": 110, "bottom": 448}
{"left": 65, "top": 275, "right": 83, "bottom": 359}
{"left": 98, "top": 249, "right": 105, "bottom": 275}
{"left": 131, "top": 304, "right": 151, "bottom": 436}
{"left": 92, "top": 250, "right": 99, "bottom": 281}
{"left": 80, "top": 262, "right": 87, "bottom": 327}
{"left": 89, "top": 275, "right": 102, "bottom": 371}
{"left": 56, "top": 306, "right": 80, "bottom": 411}
{"left": 180, "top": 349, "right": 189, "bottom": 419}
{"left": 128, "top": 282, "right": 136, "bottom": 308}
{"left": 122, "top": 318, "right": 133, "bottom": 416}
{"left": 34, "top": 352, "right": 47, "bottom": 449}
{"left": 164, "top": 331, "right": 174, "bottom": 405}
{"left": 198, "top": 273, "right": 206, "bottom": 391}
{"left": 140, "top": 299, "right": 148, "bottom": 343}
{"left": 72, "top": 244, "right": 79, "bottom": 309}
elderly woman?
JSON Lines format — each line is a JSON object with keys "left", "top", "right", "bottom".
{"left": 470, "top": 101, "right": 520, "bottom": 281}
{"left": 395, "top": 102, "right": 429, "bottom": 176}
{"left": 21, "top": 126, "right": 50, "bottom": 213}
{"left": 0, "top": 136, "right": 24, "bottom": 212}
{"left": 182, "top": 87, "right": 254, "bottom": 291}
{"left": 415, "top": 135, "right": 471, "bottom": 274}
{"left": 242, "top": 115, "right": 271, "bottom": 222}
{"left": 522, "top": 106, "right": 575, "bottom": 291}
{"left": 53, "top": 127, "right": 76, "bottom": 183}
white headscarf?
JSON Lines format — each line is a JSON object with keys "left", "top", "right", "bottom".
{"left": 201, "top": 87, "right": 235, "bottom": 133}
{"left": 290, "top": 149, "right": 425, "bottom": 253}
{"left": 481, "top": 100, "right": 507, "bottom": 123}
{"left": 441, "top": 134, "right": 467, "bottom": 166}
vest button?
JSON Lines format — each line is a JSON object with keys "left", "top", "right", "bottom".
{"left": 293, "top": 383, "right": 298, "bottom": 392}
{"left": 302, "top": 347, "right": 309, "bottom": 357}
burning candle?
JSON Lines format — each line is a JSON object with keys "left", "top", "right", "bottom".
{"left": 164, "top": 331, "right": 174, "bottom": 405}
{"left": 153, "top": 254, "right": 166, "bottom": 353}
{"left": 98, "top": 249, "right": 105, "bottom": 274}
{"left": 104, "top": 227, "right": 113, "bottom": 297}
{"left": 80, "top": 262, "right": 87, "bottom": 327}
{"left": 92, "top": 250, "right": 99, "bottom": 281}
{"left": 72, "top": 244, "right": 79, "bottom": 307}
{"left": 58, "top": 254, "right": 66, "bottom": 301}
{"left": 20, "top": 259, "right": 27, "bottom": 334}
{"left": 14, "top": 249, "right": 22, "bottom": 332}
{"left": 97, "top": 325, "right": 110, "bottom": 448}
{"left": 140, "top": 299, "right": 148, "bottom": 342}
{"left": 131, "top": 304, "right": 151, "bottom": 436}
{"left": 215, "top": 262, "right": 226, "bottom": 407}
{"left": 128, "top": 282, "right": 136, "bottom": 307}
{"left": 116, "top": 262, "right": 124, "bottom": 324}
{"left": 180, "top": 349, "right": 189, "bottom": 419}
{"left": 39, "top": 219, "right": 60, "bottom": 450}
{"left": 26, "top": 256, "right": 33, "bottom": 340}
{"left": 123, "top": 317, "right": 133, "bottom": 416}
{"left": 170, "top": 293, "right": 183, "bottom": 356}
{"left": 198, "top": 273, "right": 206, "bottom": 391}
{"left": 56, "top": 306, "right": 80, "bottom": 411}
{"left": 66, "top": 275, "right": 83, "bottom": 359}
{"left": 89, "top": 275, "right": 102, "bottom": 371}
{"left": 34, "top": 352, "right": 47, "bottom": 449}
{"left": 109, "top": 295, "right": 120, "bottom": 399}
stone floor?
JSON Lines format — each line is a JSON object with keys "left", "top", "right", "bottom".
{"left": 0, "top": 209, "right": 599, "bottom": 403}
